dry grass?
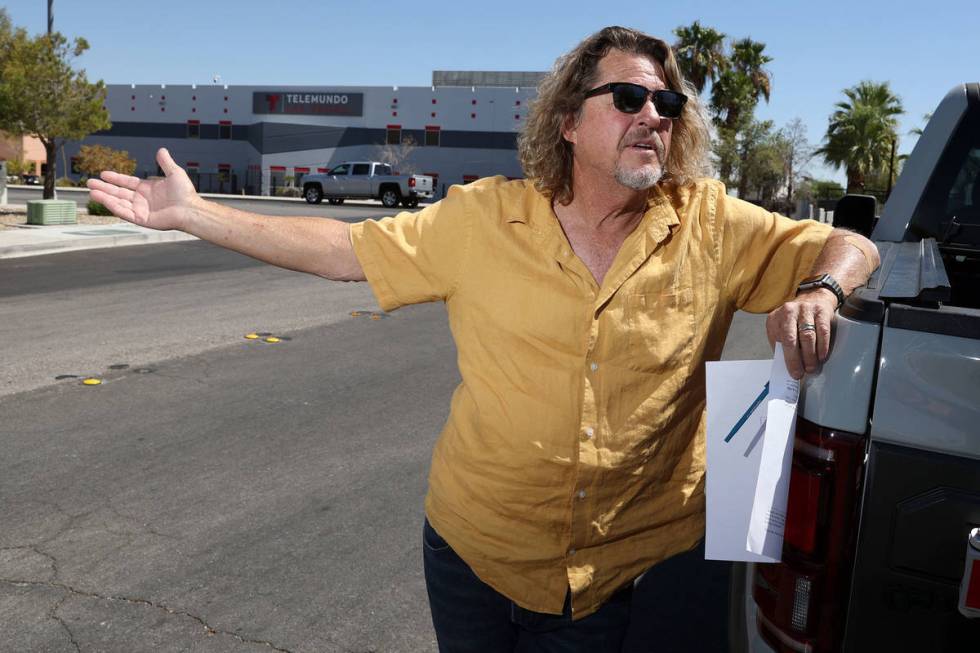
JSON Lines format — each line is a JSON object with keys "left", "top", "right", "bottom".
{"left": 0, "top": 207, "right": 125, "bottom": 230}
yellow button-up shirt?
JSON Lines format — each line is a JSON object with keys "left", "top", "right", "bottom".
{"left": 349, "top": 177, "right": 832, "bottom": 619}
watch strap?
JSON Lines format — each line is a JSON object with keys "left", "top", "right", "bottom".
{"left": 797, "top": 274, "right": 845, "bottom": 308}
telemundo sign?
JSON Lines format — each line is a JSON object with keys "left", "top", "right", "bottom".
{"left": 252, "top": 91, "right": 363, "bottom": 116}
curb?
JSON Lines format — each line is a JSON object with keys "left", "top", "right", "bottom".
{"left": 0, "top": 229, "right": 198, "bottom": 260}
{"left": 5, "top": 185, "right": 395, "bottom": 207}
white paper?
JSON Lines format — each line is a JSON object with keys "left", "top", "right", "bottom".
{"left": 705, "top": 358, "right": 778, "bottom": 562}
{"left": 746, "top": 343, "right": 800, "bottom": 558}
{"left": 705, "top": 344, "right": 799, "bottom": 563}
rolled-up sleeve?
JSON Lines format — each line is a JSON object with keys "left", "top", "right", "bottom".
{"left": 349, "top": 185, "right": 473, "bottom": 312}
{"left": 718, "top": 193, "right": 833, "bottom": 313}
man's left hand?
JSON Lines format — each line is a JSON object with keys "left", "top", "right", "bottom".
{"left": 766, "top": 288, "right": 838, "bottom": 380}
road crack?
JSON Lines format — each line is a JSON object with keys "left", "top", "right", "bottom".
{"left": 1, "top": 577, "right": 293, "bottom": 652}
{"left": 0, "top": 544, "right": 59, "bottom": 580}
{"left": 49, "top": 592, "right": 82, "bottom": 653}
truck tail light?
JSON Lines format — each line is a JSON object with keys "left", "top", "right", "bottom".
{"left": 408, "top": 176, "right": 416, "bottom": 188}
{"left": 753, "top": 418, "right": 866, "bottom": 653}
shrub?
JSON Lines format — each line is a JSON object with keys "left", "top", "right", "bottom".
{"left": 55, "top": 177, "right": 76, "bottom": 187}
{"left": 76, "top": 145, "right": 137, "bottom": 177}
{"left": 86, "top": 200, "right": 114, "bottom": 216}
{"left": 274, "top": 186, "right": 301, "bottom": 198}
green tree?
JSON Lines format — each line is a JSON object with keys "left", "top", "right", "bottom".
{"left": 0, "top": 18, "right": 110, "bottom": 199}
{"left": 710, "top": 38, "right": 772, "bottom": 131}
{"left": 709, "top": 38, "right": 773, "bottom": 187}
{"left": 909, "top": 112, "right": 932, "bottom": 138}
{"left": 75, "top": 144, "right": 137, "bottom": 178}
{"left": 818, "top": 81, "right": 904, "bottom": 192}
{"left": 0, "top": 8, "right": 13, "bottom": 53}
{"left": 5, "top": 158, "right": 28, "bottom": 176}
{"left": 802, "top": 179, "right": 846, "bottom": 202}
{"left": 672, "top": 21, "right": 727, "bottom": 94}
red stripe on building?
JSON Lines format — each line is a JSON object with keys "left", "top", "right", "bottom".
{"left": 218, "top": 163, "right": 231, "bottom": 169}
{"left": 270, "top": 166, "right": 286, "bottom": 171}
{"left": 294, "top": 167, "right": 310, "bottom": 173}
{"left": 187, "top": 120, "right": 200, "bottom": 124}
{"left": 219, "top": 120, "right": 232, "bottom": 125}
{"left": 425, "top": 125, "right": 440, "bottom": 131}
{"left": 386, "top": 124, "right": 401, "bottom": 129}
{"left": 186, "top": 162, "right": 199, "bottom": 167}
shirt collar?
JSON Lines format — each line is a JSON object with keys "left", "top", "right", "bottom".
{"left": 516, "top": 182, "right": 681, "bottom": 259}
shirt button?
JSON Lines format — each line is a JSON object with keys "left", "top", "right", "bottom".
{"left": 585, "top": 427, "right": 594, "bottom": 439}
{"left": 568, "top": 548, "right": 576, "bottom": 556}
{"left": 589, "top": 362, "right": 598, "bottom": 372}
{"left": 578, "top": 489, "right": 587, "bottom": 499}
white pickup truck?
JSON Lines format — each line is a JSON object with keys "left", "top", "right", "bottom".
{"left": 302, "top": 161, "right": 433, "bottom": 209}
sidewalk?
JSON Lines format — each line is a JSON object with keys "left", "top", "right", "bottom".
{"left": 0, "top": 190, "right": 395, "bottom": 260}
{"left": 0, "top": 206, "right": 197, "bottom": 259}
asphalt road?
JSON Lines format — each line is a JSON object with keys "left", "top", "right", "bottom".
{"left": 0, "top": 242, "right": 772, "bottom": 652}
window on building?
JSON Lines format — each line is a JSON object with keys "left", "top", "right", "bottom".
{"left": 386, "top": 125, "right": 401, "bottom": 145}
{"left": 294, "top": 167, "right": 309, "bottom": 186}
{"left": 70, "top": 157, "right": 81, "bottom": 175}
{"left": 352, "top": 163, "right": 370, "bottom": 175}
{"left": 425, "top": 126, "right": 441, "bottom": 147}
{"left": 219, "top": 122, "right": 232, "bottom": 139}
{"left": 187, "top": 121, "right": 200, "bottom": 138}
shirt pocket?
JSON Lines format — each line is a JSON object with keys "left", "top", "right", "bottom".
{"left": 625, "top": 284, "right": 695, "bottom": 375}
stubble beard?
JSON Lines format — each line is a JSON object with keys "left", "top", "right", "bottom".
{"left": 614, "top": 132, "right": 666, "bottom": 190}
{"left": 615, "top": 164, "right": 663, "bottom": 190}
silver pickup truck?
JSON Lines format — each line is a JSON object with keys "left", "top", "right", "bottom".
{"left": 302, "top": 161, "right": 433, "bottom": 208}
{"left": 729, "top": 83, "right": 980, "bottom": 652}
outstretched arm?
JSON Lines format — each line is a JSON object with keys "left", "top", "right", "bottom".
{"left": 86, "top": 148, "right": 364, "bottom": 281}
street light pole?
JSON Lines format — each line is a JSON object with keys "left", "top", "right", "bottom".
{"left": 47, "top": 0, "right": 53, "bottom": 34}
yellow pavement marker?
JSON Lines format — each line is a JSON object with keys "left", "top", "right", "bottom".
{"left": 82, "top": 378, "right": 102, "bottom": 386}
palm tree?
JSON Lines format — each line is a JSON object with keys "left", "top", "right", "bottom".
{"left": 819, "top": 81, "right": 904, "bottom": 192}
{"left": 708, "top": 38, "right": 773, "bottom": 189}
{"left": 673, "top": 21, "right": 727, "bottom": 94}
{"left": 909, "top": 112, "right": 932, "bottom": 137}
{"left": 710, "top": 39, "right": 772, "bottom": 132}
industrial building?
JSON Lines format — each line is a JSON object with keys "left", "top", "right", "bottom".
{"left": 61, "top": 71, "right": 545, "bottom": 199}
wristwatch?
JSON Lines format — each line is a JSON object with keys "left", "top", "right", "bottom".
{"left": 796, "top": 273, "right": 845, "bottom": 308}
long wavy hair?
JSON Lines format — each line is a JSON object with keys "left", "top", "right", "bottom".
{"left": 518, "top": 26, "right": 710, "bottom": 205}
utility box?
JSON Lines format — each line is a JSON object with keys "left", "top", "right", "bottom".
{"left": 26, "top": 199, "right": 78, "bottom": 225}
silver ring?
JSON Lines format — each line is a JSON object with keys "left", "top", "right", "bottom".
{"left": 798, "top": 323, "right": 817, "bottom": 333}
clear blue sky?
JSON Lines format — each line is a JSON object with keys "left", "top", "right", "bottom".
{"left": 5, "top": 0, "right": 978, "bottom": 183}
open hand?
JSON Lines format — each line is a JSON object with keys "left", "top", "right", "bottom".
{"left": 766, "top": 288, "right": 837, "bottom": 380}
{"left": 86, "top": 148, "right": 199, "bottom": 231}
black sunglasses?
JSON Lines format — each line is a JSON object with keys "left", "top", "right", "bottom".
{"left": 583, "top": 83, "right": 687, "bottom": 118}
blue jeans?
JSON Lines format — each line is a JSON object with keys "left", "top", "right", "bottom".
{"left": 422, "top": 517, "right": 633, "bottom": 653}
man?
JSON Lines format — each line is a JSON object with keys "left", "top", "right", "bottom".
{"left": 89, "top": 25, "right": 879, "bottom": 653}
